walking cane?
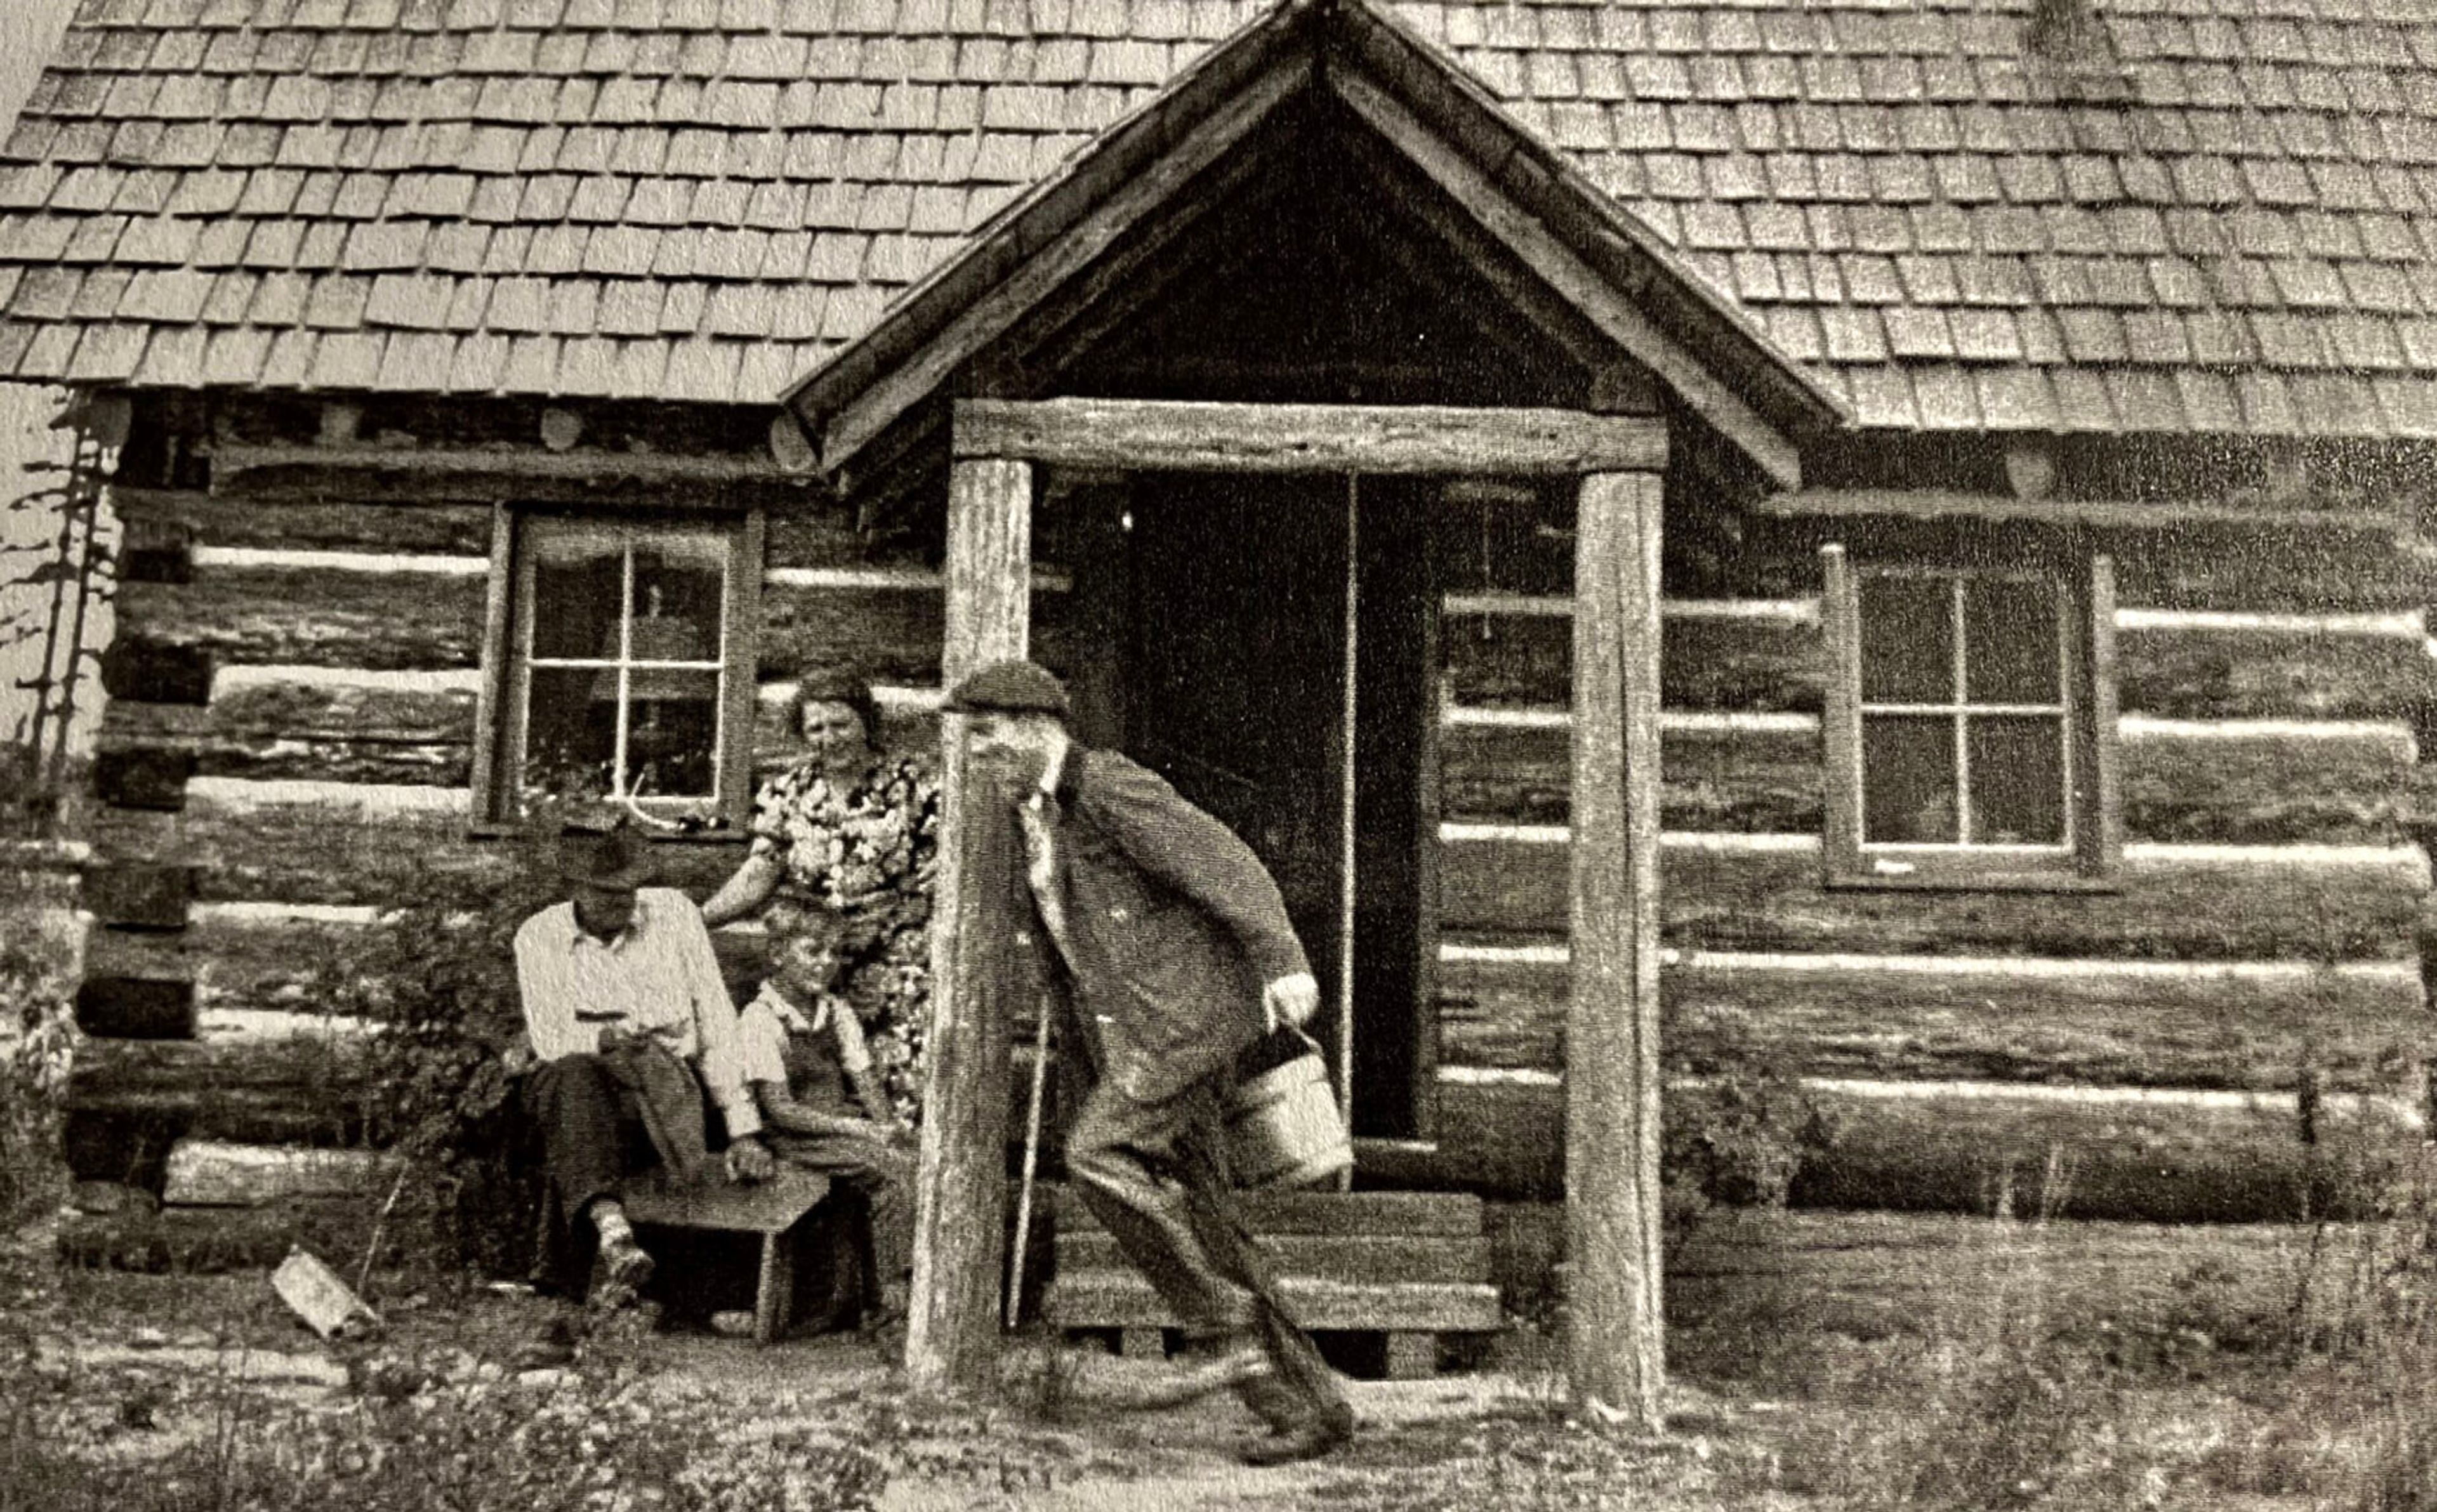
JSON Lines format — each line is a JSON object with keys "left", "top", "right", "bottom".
{"left": 1005, "top": 996, "right": 1054, "bottom": 1329}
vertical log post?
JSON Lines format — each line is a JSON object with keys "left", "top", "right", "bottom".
{"left": 908, "top": 456, "right": 1033, "bottom": 1395}
{"left": 1566, "top": 467, "right": 1667, "bottom": 1428}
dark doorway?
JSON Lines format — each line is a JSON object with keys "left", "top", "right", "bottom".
{"left": 1078, "top": 470, "right": 1436, "bottom": 1141}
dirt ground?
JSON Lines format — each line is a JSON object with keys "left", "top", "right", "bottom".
{"left": 1, "top": 1209, "right": 2410, "bottom": 1512}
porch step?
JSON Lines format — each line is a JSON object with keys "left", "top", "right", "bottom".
{"left": 1049, "top": 1185, "right": 1485, "bottom": 1236}
{"left": 1043, "top": 1185, "right": 1503, "bottom": 1378}
{"left": 1045, "top": 1272, "right": 1502, "bottom": 1333}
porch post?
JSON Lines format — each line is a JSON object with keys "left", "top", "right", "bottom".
{"left": 1566, "top": 467, "right": 1666, "bottom": 1428}
{"left": 909, "top": 455, "right": 1032, "bottom": 1394}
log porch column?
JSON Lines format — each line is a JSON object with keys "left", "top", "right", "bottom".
{"left": 1567, "top": 467, "right": 1666, "bottom": 1427}
{"left": 908, "top": 454, "right": 1032, "bottom": 1394}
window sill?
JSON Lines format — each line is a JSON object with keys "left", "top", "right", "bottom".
{"left": 1823, "top": 868, "right": 2118, "bottom": 895}
{"left": 464, "top": 820, "right": 750, "bottom": 846}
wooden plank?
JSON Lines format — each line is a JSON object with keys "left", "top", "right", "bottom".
{"left": 90, "top": 780, "right": 746, "bottom": 905}
{"left": 1441, "top": 832, "right": 2430, "bottom": 961}
{"left": 1439, "top": 949, "right": 2429, "bottom": 1093}
{"left": 1445, "top": 597, "right": 2432, "bottom": 720}
{"left": 1055, "top": 1233, "right": 1490, "bottom": 1285}
{"left": 1045, "top": 1273, "right": 1502, "bottom": 1332}
{"left": 2116, "top": 612, "right": 2433, "bottom": 720}
{"left": 60, "top": 1201, "right": 386, "bottom": 1274}
{"left": 2123, "top": 718, "right": 2419, "bottom": 845}
{"left": 620, "top": 1166, "right": 829, "bottom": 1235}
{"left": 1665, "top": 1207, "right": 2385, "bottom": 1343}
{"left": 814, "top": 52, "right": 1314, "bottom": 473}
{"left": 111, "top": 487, "right": 494, "bottom": 555}
{"left": 766, "top": 510, "right": 931, "bottom": 575}
{"left": 1427, "top": 1074, "right": 2402, "bottom": 1221}
{"left": 70, "top": 1011, "right": 376, "bottom": 1144}
{"left": 908, "top": 455, "right": 1031, "bottom": 1394}
{"left": 1447, "top": 600, "right": 1822, "bottom": 712}
{"left": 1442, "top": 710, "right": 2421, "bottom": 845}
{"left": 1050, "top": 1186, "right": 1484, "bottom": 1237}
{"left": 2115, "top": 530, "right": 2437, "bottom": 615}
{"left": 762, "top": 574, "right": 1074, "bottom": 688}
{"left": 210, "top": 440, "right": 807, "bottom": 506}
{"left": 100, "top": 678, "right": 479, "bottom": 787}
{"left": 1759, "top": 488, "right": 2412, "bottom": 537}
{"left": 1693, "top": 518, "right": 2437, "bottom": 615}
{"left": 114, "top": 565, "right": 487, "bottom": 672}
{"left": 1565, "top": 468, "right": 1666, "bottom": 1423}
{"left": 161, "top": 1138, "right": 397, "bottom": 1207}
{"left": 1442, "top": 711, "right": 1817, "bottom": 831}
{"left": 953, "top": 398, "right": 1667, "bottom": 475}
{"left": 1326, "top": 67, "right": 1800, "bottom": 487}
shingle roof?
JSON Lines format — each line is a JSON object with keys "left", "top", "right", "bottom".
{"left": 3, "top": 0, "right": 2436, "bottom": 436}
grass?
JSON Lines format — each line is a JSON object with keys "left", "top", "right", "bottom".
{"left": 17, "top": 1128, "right": 2437, "bottom": 1509}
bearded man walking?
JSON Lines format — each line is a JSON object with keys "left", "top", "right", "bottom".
{"left": 946, "top": 659, "right": 1355, "bottom": 1467}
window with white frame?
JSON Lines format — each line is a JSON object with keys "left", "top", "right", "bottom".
{"left": 1821, "top": 544, "right": 2118, "bottom": 888}
{"left": 479, "top": 513, "right": 762, "bottom": 829}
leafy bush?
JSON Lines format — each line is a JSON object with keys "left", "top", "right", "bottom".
{"left": 0, "top": 858, "right": 78, "bottom": 1229}
{"left": 300, "top": 829, "right": 564, "bottom": 1282}
{"left": 1661, "top": 1057, "right": 1841, "bottom": 1230}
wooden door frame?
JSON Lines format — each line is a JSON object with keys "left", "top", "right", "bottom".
{"left": 915, "top": 394, "right": 1670, "bottom": 1430}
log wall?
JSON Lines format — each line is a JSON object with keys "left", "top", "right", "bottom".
{"left": 67, "top": 397, "right": 2437, "bottom": 1263}
{"left": 1419, "top": 508, "right": 2437, "bottom": 1218}
{"left": 75, "top": 404, "right": 1057, "bottom": 1248}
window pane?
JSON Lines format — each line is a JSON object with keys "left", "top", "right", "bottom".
{"left": 1862, "top": 716, "right": 1957, "bottom": 843}
{"left": 631, "top": 539, "right": 725, "bottom": 665}
{"left": 1964, "top": 577, "right": 2061, "bottom": 703}
{"left": 523, "top": 666, "right": 619, "bottom": 800}
{"left": 624, "top": 668, "right": 720, "bottom": 798}
{"left": 1967, "top": 716, "right": 2066, "bottom": 845}
{"left": 1859, "top": 575, "right": 1952, "bottom": 703}
{"left": 531, "top": 527, "right": 625, "bottom": 661}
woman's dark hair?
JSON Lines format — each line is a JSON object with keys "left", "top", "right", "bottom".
{"left": 785, "top": 666, "right": 882, "bottom": 745}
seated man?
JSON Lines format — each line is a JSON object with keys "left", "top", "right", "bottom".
{"left": 720, "top": 929, "right": 917, "bottom": 1331}
{"left": 513, "top": 826, "right": 774, "bottom": 1310}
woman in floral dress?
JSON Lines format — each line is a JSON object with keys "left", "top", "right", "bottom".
{"left": 701, "top": 669, "right": 941, "bottom": 1132}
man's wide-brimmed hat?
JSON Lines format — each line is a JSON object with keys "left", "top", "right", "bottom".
{"left": 944, "top": 659, "right": 1071, "bottom": 720}
{"left": 557, "top": 825, "right": 652, "bottom": 891}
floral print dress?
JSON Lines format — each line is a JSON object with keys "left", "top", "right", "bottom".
{"left": 747, "top": 754, "right": 942, "bottom": 1126}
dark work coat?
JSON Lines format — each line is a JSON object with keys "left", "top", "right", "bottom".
{"left": 1015, "top": 746, "right": 1311, "bottom": 1106}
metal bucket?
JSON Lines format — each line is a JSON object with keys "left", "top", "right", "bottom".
{"left": 1227, "top": 1041, "right": 1353, "bottom": 1190}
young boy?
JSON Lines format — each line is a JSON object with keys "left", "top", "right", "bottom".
{"left": 725, "top": 929, "right": 917, "bottom": 1330}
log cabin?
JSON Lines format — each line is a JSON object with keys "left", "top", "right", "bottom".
{"left": 4, "top": 0, "right": 2436, "bottom": 1381}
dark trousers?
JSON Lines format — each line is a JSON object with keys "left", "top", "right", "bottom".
{"left": 769, "top": 1126, "right": 916, "bottom": 1300}
{"left": 1066, "top": 1073, "right": 1352, "bottom": 1435}
{"left": 522, "top": 1052, "right": 711, "bottom": 1295}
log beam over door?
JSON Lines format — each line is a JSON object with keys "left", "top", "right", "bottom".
{"left": 909, "top": 456, "right": 1033, "bottom": 1395}
{"left": 952, "top": 399, "right": 1665, "bottom": 476}
{"left": 1568, "top": 468, "right": 1667, "bottom": 1430}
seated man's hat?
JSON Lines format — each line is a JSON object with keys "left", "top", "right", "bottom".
{"left": 944, "top": 659, "right": 1071, "bottom": 720}
{"left": 557, "top": 825, "right": 652, "bottom": 891}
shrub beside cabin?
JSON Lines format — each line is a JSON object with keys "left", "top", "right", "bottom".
{"left": 4, "top": 0, "right": 2434, "bottom": 1325}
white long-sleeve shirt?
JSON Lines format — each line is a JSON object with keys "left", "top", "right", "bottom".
{"left": 513, "top": 886, "right": 762, "bottom": 1141}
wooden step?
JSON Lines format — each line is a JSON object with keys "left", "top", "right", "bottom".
{"left": 1050, "top": 1186, "right": 1483, "bottom": 1237}
{"left": 1055, "top": 1231, "right": 1490, "bottom": 1285}
{"left": 1045, "top": 1269, "right": 1502, "bottom": 1333}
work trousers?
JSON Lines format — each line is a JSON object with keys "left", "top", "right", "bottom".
{"left": 1066, "top": 1072, "right": 1352, "bottom": 1435}
{"left": 521, "top": 1050, "right": 714, "bottom": 1295}
{"left": 769, "top": 1126, "right": 916, "bottom": 1302}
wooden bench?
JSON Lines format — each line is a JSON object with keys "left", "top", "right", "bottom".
{"left": 619, "top": 1167, "right": 832, "bottom": 1344}
{"left": 1045, "top": 1187, "right": 1503, "bottom": 1378}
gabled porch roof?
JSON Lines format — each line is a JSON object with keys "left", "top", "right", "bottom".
{"left": 779, "top": 0, "right": 1845, "bottom": 491}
